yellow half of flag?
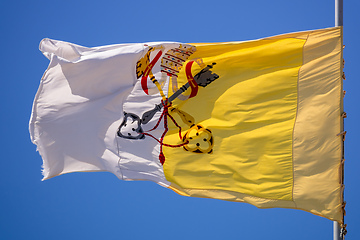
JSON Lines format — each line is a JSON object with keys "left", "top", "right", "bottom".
{"left": 163, "top": 27, "right": 343, "bottom": 223}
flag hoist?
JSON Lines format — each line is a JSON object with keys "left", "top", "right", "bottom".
{"left": 334, "top": 0, "right": 346, "bottom": 239}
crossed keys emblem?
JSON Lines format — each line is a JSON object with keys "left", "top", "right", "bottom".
{"left": 117, "top": 45, "right": 219, "bottom": 156}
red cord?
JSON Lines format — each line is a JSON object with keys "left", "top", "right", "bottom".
{"left": 141, "top": 100, "right": 187, "bottom": 165}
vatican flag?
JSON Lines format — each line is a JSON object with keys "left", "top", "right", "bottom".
{"left": 30, "top": 27, "right": 343, "bottom": 223}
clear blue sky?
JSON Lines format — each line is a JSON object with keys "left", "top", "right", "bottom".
{"left": 1, "top": 0, "right": 359, "bottom": 239}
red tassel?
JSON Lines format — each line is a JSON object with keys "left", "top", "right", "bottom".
{"left": 159, "top": 152, "right": 165, "bottom": 165}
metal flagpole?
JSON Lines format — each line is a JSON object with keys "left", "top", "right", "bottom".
{"left": 334, "top": 0, "right": 344, "bottom": 240}
{"left": 335, "top": 0, "right": 343, "bottom": 27}
{"left": 334, "top": 222, "right": 341, "bottom": 240}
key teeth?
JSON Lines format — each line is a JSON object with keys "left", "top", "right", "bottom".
{"left": 194, "top": 66, "right": 219, "bottom": 87}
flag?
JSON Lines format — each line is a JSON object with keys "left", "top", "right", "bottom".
{"left": 30, "top": 27, "right": 343, "bottom": 223}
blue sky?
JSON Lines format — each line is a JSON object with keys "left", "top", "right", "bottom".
{"left": 1, "top": 0, "right": 359, "bottom": 239}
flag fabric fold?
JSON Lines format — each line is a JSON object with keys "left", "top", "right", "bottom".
{"left": 30, "top": 27, "right": 343, "bottom": 223}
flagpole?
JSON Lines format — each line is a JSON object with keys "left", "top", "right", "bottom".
{"left": 335, "top": 0, "right": 343, "bottom": 27}
{"left": 334, "top": 0, "right": 344, "bottom": 240}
